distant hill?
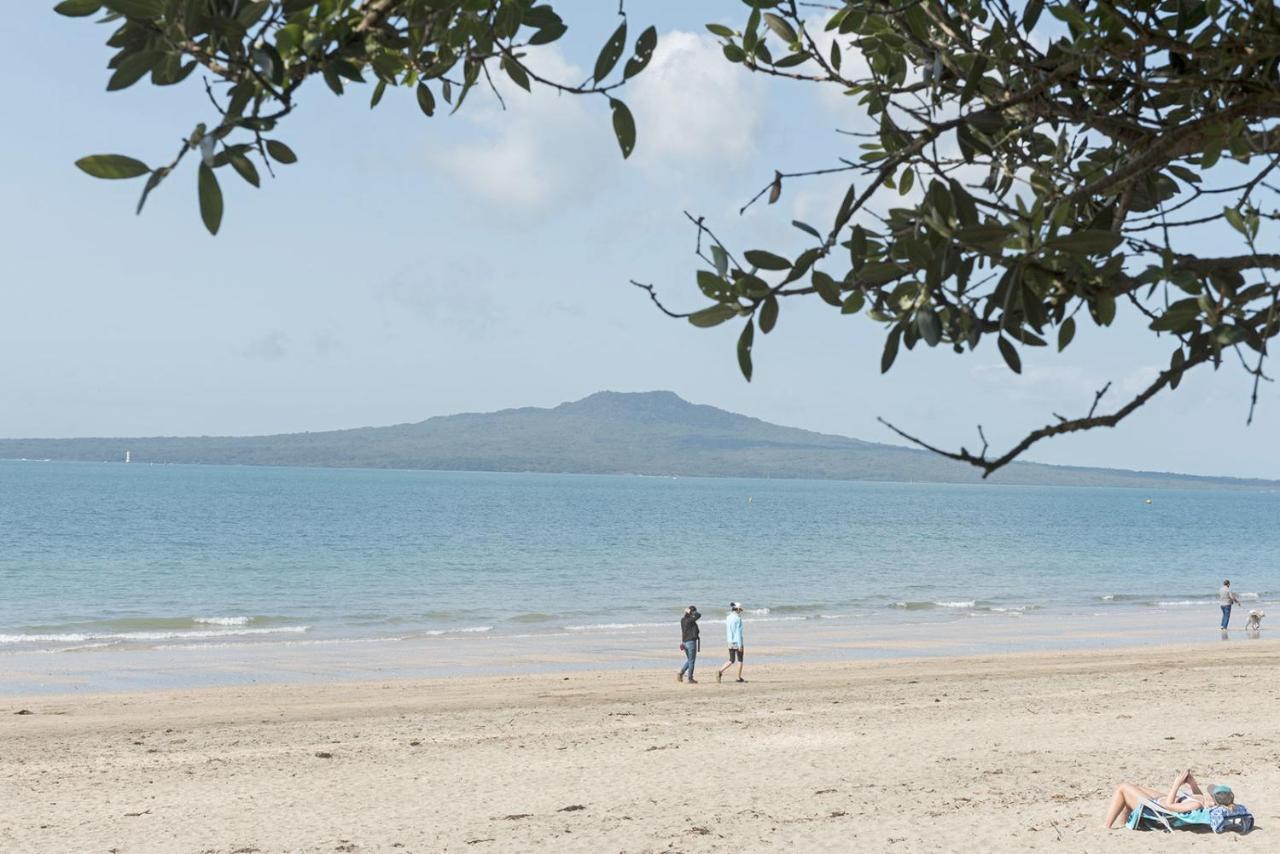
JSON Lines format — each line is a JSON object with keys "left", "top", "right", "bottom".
{"left": 1, "top": 390, "right": 1273, "bottom": 489}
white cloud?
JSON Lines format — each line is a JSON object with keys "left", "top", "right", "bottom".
{"left": 428, "top": 47, "right": 607, "bottom": 217}
{"left": 626, "top": 31, "right": 766, "bottom": 170}
{"left": 429, "top": 31, "right": 769, "bottom": 216}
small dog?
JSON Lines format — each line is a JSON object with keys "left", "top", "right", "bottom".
{"left": 1246, "top": 609, "right": 1265, "bottom": 631}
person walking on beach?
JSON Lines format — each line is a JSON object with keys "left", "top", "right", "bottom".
{"left": 1220, "top": 579, "right": 1242, "bottom": 629}
{"left": 717, "top": 602, "right": 746, "bottom": 684}
{"left": 678, "top": 605, "right": 701, "bottom": 683}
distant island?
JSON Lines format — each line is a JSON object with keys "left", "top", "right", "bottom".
{"left": 1, "top": 391, "right": 1273, "bottom": 489}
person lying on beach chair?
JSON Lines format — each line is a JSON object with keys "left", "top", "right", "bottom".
{"left": 1102, "top": 769, "right": 1250, "bottom": 832}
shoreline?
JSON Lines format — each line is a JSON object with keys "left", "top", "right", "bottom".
{"left": 4, "top": 641, "right": 1278, "bottom": 852}
{"left": 2, "top": 604, "right": 1269, "bottom": 695}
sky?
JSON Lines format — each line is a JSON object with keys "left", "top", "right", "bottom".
{"left": 1, "top": 2, "right": 1277, "bottom": 479}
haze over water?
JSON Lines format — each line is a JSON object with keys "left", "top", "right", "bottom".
{"left": 3, "top": 460, "right": 1278, "bottom": 688}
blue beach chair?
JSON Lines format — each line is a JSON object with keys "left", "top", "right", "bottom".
{"left": 1126, "top": 797, "right": 1253, "bottom": 833}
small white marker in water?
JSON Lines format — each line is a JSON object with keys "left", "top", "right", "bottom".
{"left": 1144, "top": 498, "right": 1152, "bottom": 504}
{"left": 125, "top": 450, "right": 131, "bottom": 464}
{"left": 747, "top": 496, "right": 752, "bottom": 503}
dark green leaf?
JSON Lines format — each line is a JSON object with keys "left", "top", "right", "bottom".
{"left": 881, "top": 327, "right": 902, "bottom": 373}
{"left": 103, "top": 0, "right": 163, "bottom": 18}
{"left": 711, "top": 245, "right": 729, "bottom": 278}
{"left": 1223, "top": 206, "right": 1248, "bottom": 236}
{"left": 54, "top": 0, "right": 101, "bottom": 17}
{"left": 501, "top": 55, "right": 531, "bottom": 91}
{"left": 1005, "top": 326, "right": 1046, "bottom": 347}
{"left": 736, "top": 274, "right": 770, "bottom": 298}
{"left": 759, "top": 294, "right": 779, "bottom": 334}
{"left": 997, "top": 336, "right": 1022, "bottom": 373}
{"left": 762, "top": 13, "right": 798, "bottom": 45}
{"left": 609, "top": 99, "right": 636, "bottom": 159}
{"left": 197, "top": 162, "right": 222, "bottom": 235}
{"left": 696, "top": 270, "right": 734, "bottom": 301}
{"left": 75, "top": 154, "right": 149, "bottom": 179}
{"left": 737, "top": 319, "right": 755, "bottom": 381}
{"left": 370, "top": 79, "right": 387, "bottom": 109}
{"left": 624, "top": 26, "right": 658, "bottom": 79}
{"left": 1023, "top": 0, "right": 1044, "bottom": 30}
{"left": 1044, "top": 230, "right": 1124, "bottom": 255}
{"left": 135, "top": 168, "right": 166, "bottom": 215}
{"left": 265, "top": 140, "right": 297, "bottom": 164}
{"left": 916, "top": 308, "right": 941, "bottom": 347}
{"left": 811, "top": 270, "right": 842, "bottom": 306}
{"left": 1057, "top": 317, "right": 1076, "bottom": 352}
{"left": 529, "top": 21, "right": 567, "bottom": 46}
{"left": 688, "top": 303, "right": 738, "bottom": 328}
{"left": 416, "top": 82, "right": 436, "bottom": 116}
{"left": 856, "top": 262, "right": 908, "bottom": 286}
{"left": 1091, "top": 291, "right": 1117, "bottom": 326}
{"left": 902, "top": 5, "right": 929, "bottom": 38}
{"left": 744, "top": 249, "right": 790, "bottom": 271}
{"left": 1169, "top": 348, "right": 1186, "bottom": 389}
{"left": 229, "top": 153, "right": 260, "bottom": 188}
{"left": 706, "top": 23, "right": 735, "bottom": 38}
{"left": 107, "top": 51, "right": 159, "bottom": 91}
{"left": 792, "top": 220, "right": 821, "bottom": 239}
{"left": 960, "top": 55, "right": 989, "bottom": 106}
{"left": 954, "top": 224, "right": 1010, "bottom": 250}
{"left": 898, "top": 167, "right": 914, "bottom": 196}
{"left": 833, "top": 183, "right": 857, "bottom": 232}
{"left": 841, "top": 290, "right": 865, "bottom": 315}
{"left": 1150, "top": 298, "right": 1201, "bottom": 332}
{"left": 593, "top": 20, "right": 627, "bottom": 82}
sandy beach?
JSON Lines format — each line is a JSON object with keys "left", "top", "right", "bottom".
{"left": 3, "top": 641, "right": 1277, "bottom": 852}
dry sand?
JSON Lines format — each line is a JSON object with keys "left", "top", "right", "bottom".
{"left": 3, "top": 641, "right": 1278, "bottom": 852}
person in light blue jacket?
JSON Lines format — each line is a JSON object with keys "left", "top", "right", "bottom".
{"left": 717, "top": 602, "right": 747, "bottom": 683}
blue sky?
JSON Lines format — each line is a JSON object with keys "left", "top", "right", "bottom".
{"left": 1, "top": 2, "right": 1276, "bottom": 479}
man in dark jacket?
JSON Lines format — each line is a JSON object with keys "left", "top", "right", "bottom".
{"left": 678, "top": 605, "right": 701, "bottom": 684}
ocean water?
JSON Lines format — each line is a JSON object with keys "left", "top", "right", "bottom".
{"left": 1, "top": 460, "right": 1278, "bottom": 674}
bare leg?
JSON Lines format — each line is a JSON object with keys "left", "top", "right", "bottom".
{"left": 1103, "top": 786, "right": 1129, "bottom": 829}
{"left": 1103, "top": 783, "right": 1155, "bottom": 829}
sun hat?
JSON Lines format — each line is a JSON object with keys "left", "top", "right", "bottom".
{"left": 1210, "top": 785, "right": 1234, "bottom": 806}
{"left": 730, "top": 602, "right": 743, "bottom": 611}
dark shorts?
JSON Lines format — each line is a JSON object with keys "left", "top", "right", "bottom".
{"left": 729, "top": 647, "right": 744, "bottom": 663}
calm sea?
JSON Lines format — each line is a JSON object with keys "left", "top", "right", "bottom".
{"left": 2, "top": 460, "right": 1278, "bottom": 666}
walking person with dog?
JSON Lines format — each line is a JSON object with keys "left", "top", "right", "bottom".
{"left": 677, "top": 605, "right": 701, "bottom": 683}
{"left": 1219, "top": 580, "right": 1241, "bottom": 630}
{"left": 717, "top": 602, "right": 747, "bottom": 683}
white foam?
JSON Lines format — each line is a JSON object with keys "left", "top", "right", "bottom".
{"left": 421, "top": 626, "right": 493, "bottom": 636}
{"left": 193, "top": 616, "right": 250, "bottom": 626}
{"left": 936, "top": 600, "right": 976, "bottom": 608}
{"left": 0, "top": 626, "right": 308, "bottom": 645}
{"left": 746, "top": 608, "right": 770, "bottom": 615}
{"left": 563, "top": 621, "right": 668, "bottom": 632}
